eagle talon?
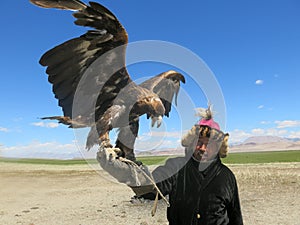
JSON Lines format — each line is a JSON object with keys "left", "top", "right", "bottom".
{"left": 100, "top": 139, "right": 113, "bottom": 148}
{"left": 151, "top": 115, "right": 163, "bottom": 128}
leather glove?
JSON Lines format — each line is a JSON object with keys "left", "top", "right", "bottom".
{"left": 97, "top": 145, "right": 155, "bottom": 195}
{"left": 97, "top": 145, "right": 171, "bottom": 214}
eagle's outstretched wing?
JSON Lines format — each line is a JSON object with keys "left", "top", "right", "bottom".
{"left": 30, "top": 0, "right": 131, "bottom": 126}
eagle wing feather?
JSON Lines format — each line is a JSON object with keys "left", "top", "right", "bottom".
{"left": 30, "top": 0, "right": 130, "bottom": 126}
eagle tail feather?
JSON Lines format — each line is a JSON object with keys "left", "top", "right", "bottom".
{"left": 30, "top": 0, "right": 87, "bottom": 11}
{"left": 40, "top": 116, "right": 87, "bottom": 128}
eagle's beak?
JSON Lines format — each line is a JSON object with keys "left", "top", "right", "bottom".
{"left": 151, "top": 115, "right": 163, "bottom": 128}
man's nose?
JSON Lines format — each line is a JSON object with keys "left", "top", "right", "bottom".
{"left": 196, "top": 144, "right": 207, "bottom": 151}
{"left": 200, "top": 144, "right": 207, "bottom": 150}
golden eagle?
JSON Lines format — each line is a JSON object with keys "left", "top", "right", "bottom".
{"left": 30, "top": 0, "right": 185, "bottom": 162}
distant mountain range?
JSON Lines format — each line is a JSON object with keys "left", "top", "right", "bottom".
{"left": 136, "top": 135, "right": 300, "bottom": 156}
{"left": 230, "top": 136, "right": 300, "bottom": 153}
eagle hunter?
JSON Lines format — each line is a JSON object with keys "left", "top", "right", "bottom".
{"left": 30, "top": 0, "right": 185, "bottom": 163}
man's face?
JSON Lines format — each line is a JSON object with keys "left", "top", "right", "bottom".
{"left": 193, "top": 136, "right": 221, "bottom": 162}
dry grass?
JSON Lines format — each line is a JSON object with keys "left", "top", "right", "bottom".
{"left": 229, "top": 163, "right": 300, "bottom": 225}
{"left": 0, "top": 162, "right": 299, "bottom": 225}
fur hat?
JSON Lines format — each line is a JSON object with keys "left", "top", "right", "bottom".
{"left": 195, "top": 106, "right": 229, "bottom": 158}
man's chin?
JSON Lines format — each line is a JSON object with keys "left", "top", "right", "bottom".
{"left": 200, "top": 154, "right": 208, "bottom": 161}
{"left": 201, "top": 154, "right": 218, "bottom": 162}
{"left": 200, "top": 154, "right": 213, "bottom": 162}
{"left": 192, "top": 154, "right": 203, "bottom": 162}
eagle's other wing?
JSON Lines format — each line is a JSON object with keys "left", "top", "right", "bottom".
{"left": 30, "top": 0, "right": 131, "bottom": 126}
{"left": 139, "top": 70, "right": 185, "bottom": 118}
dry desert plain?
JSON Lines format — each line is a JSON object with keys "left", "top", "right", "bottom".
{"left": 1, "top": 161, "right": 299, "bottom": 225}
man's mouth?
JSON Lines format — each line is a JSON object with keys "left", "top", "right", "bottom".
{"left": 199, "top": 152, "right": 209, "bottom": 160}
{"left": 194, "top": 150, "right": 205, "bottom": 159}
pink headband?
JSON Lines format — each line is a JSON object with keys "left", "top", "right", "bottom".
{"left": 198, "top": 118, "right": 220, "bottom": 130}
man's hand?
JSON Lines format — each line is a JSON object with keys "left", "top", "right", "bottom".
{"left": 97, "top": 144, "right": 155, "bottom": 195}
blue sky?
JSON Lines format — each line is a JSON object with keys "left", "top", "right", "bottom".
{"left": 0, "top": 0, "right": 300, "bottom": 159}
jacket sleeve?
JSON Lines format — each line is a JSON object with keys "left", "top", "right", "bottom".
{"left": 227, "top": 176, "right": 244, "bottom": 225}
{"left": 152, "top": 157, "right": 184, "bottom": 196}
{"left": 141, "top": 157, "right": 188, "bottom": 199}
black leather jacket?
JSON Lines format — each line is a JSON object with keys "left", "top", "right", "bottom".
{"left": 149, "top": 156, "right": 243, "bottom": 225}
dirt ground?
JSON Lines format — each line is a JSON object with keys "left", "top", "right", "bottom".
{"left": 1, "top": 161, "right": 299, "bottom": 225}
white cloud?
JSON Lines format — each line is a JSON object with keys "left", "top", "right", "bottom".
{"left": 227, "top": 129, "right": 252, "bottom": 143}
{"left": 31, "top": 121, "right": 59, "bottom": 128}
{"left": 228, "top": 127, "right": 293, "bottom": 143}
{"left": 134, "top": 130, "right": 186, "bottom": 151}
{"left": 275, "top": 120, "right": 300, "bottom": 128}
{"left": 251, "top": 128, "right": 265, "bottom": 135}
{"left": 288, "top": 131, "right": 300, "bottom": 139}
{"left": 135, "top": 139, "right": 177, "bottom": 151}
{"left": 259, "top": 128, "right": 288, "bottom": 136}
{"left": 255, "top": 79, "right": 264, "bottom": 85}
{"left": 257, "top": 105, "right": 264, "bottom": 109}
{"left": 1, "top": 141, "right": 80, "bottom": 159}
{"left": 229, "top": 120, "right": 300, "bottom": 143}
{"left": 140, "top": 130, "right": 184, "bottom": 139}
{"left": 0, "top": 127, "right": 9, "bottom": 132}
{"left": 136, "top": 126, "right": 298, "bottom": 147}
